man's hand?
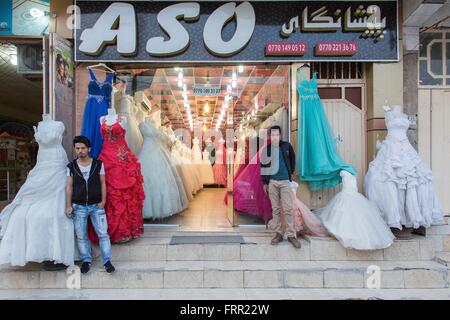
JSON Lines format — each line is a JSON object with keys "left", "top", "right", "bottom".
{"left": 96, "top": 201, "right": 106, "bottom": 209}
{"left": 66, "top": 206, "right": 73, "bottom": 218}
{"left": 263, "top": 184, "right": 268, "bottom": 194}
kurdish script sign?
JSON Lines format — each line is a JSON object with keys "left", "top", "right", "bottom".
{"left": 75, "top": 1, "right": 399, "bottom": 62}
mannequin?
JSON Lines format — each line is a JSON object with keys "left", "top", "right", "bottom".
{"left": 100, "top": 108, "right": 126, "bottom": 127}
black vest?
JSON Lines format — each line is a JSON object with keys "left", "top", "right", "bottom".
{"left": 67, "top": 158, "right": 103, "bottom": 205}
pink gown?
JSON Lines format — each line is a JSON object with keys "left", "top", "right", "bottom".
{"left": 233, "top": 147, "right": 273, "bottom": 222}
{"left": 213, "top": 142, "right": 227, "bottom": 186}
{"left": 268, "top": 181, "right": 329, "bottom": 237}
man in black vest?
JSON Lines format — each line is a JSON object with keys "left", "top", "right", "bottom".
{"left": 66, "top": 136, "right": 115, "bottom": 274}
{"left": 261, "top": 126, "right": 301, "bottom": 249}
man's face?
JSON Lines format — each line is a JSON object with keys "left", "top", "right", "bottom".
{"left": 270, "top": 129, "right": 281, "bottom": 145}
{"left": 74, "top": 143, "right": 90, "bottom": 159}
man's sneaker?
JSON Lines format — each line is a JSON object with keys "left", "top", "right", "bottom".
{"left": 104, "top": 261, "right": 115, "bottom": 273}
{"left": 288, "top": 236, "right": 301, "bottom": 249}
{"left": 80, "top": 262, "right": 91, "bottom": 274}
{"left": 271, "top": 233, "right": 283, "bottom": 245}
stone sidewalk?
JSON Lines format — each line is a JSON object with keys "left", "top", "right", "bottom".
{"left": 0, "top": 288, "right": 449, "bottom": 300}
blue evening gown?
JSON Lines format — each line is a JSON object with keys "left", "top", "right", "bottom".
{"left": 80, "top": 69, "right": 115, "bottom": 158}
{"left": 297, "top": 72, "right": 356, "bottom": 190}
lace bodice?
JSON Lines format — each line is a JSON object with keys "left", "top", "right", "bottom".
{"left": 297, "top": 72, "right": 319, "bottom": 99}
{"left": 385, "top": 109, "right": 409, "bottom": 141}
{"left": 340, "top": 170, "right": 358, "bottom": 192}
{"left": 101, "top": 119, "right": 126, "bottom": 143}
{"left": 35, "top": 120, "right": 65, "bottom": 149}
{"left": 87, "top": 69, "right": 114, "bottom": 103}
{"left": 139, "top": 119, "right": 162, "bottom": 142}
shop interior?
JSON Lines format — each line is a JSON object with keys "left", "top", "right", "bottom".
{"left": 0, "top": 40, "right": 43, "bottom": 203}
{"left": 90, "top": 63, "right": 290, "bottom": 229}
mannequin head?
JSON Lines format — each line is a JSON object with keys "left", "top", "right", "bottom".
{"left": 42, "top": 113, "right": 51, "bottom": 121}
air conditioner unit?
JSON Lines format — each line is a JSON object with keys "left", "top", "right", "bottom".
{"left": 16, "top": 44, "right": 43, "bottom": 75}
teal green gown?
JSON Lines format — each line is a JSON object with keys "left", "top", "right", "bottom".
{"left": 297, "top": 72, "right": 356, "bottom": 190}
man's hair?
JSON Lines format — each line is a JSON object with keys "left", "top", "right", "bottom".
{"left": 269, "top": 125, "right": 282, "bottom": 135}
{"left": 73, "top": 135, "right": 91, "bottom": 148}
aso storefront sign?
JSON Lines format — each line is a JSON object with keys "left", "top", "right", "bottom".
{"left": 75, "top": 1, "right": 399, "bottom": 62}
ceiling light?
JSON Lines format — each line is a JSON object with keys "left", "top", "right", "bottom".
{"left": 178, "top": 79, "right": 183, "bottom": 88}
{"left": 255, "top": 99, "right": 258, "bottom": 110}
{"left": 29, "top": 8, "right": 45, "bottom": 18}
{"left": 183, "top": 84, "right": 187, "bottom": 92}
{"left": 232, "top": 79, "right": 237, "bottom": 88}
{"left": 204, "top": 102, "right": 210, "bottom": 113}
{"left": 178, "top": 72, "right": 183, "bottom": 80}
{"left": 238, "top": 65, "right": 244, "bottom": 73}
{"left": 203, "top": 124, "right": 207, "bottom": 132}
{"left": 10, "top": 55, "right": 17, "bottom": 66}
{"left": 227, "top": 85, "right": 232, "bottom": 93}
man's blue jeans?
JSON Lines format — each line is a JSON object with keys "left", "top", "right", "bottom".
{"left": 72, "top": 203, "right": 111, "bottom": 265}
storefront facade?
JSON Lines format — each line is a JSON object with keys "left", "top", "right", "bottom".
{"left": 69, "top": 1, "right": 400, "bottom": 223}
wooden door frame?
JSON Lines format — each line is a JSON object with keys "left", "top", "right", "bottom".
{"left": 315, "top": 80, "right": 368, "bottom": 179}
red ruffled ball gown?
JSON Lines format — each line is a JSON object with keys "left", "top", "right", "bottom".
{"left": 213, "top": 141, "right": 227, "bottom": 186}
{"left": 89, "top": 118, "right": 145, "bottom": 243}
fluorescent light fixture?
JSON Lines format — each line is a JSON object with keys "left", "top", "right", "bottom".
{"left": 10, "top": 55, "right": 17, "bottom": 66}
{"left": 29, "top": 8, "right": 45, "bottom": 18}
{"left": 238, "top": 65, "right": 244, "bottom": 73}
{"left": 204, "top": 102, "right": 210, "bottom": 113}
{"left": 178, "top": 79, "right": 183, "bottom": 88}
{"left": 232, "top": 79, "right": 237, "bottom": 88}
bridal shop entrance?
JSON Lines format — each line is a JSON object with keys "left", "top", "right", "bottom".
{"left": 75, "top": 63, "right": 291, "bottom": 230}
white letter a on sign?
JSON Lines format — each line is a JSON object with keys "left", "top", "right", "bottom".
{"left": 79, "top": 2, "right": 136, "bottom": 56}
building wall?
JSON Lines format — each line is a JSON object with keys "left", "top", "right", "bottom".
{"left": 50, "top": 0, "right": 74, "bottom": 40}
{"left": 366, "top": 45, "right": 404, "bottom": 164}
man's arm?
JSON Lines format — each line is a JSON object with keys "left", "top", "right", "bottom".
{"left": 66, "top": 176, "right": 73, "bottom": 218}
{"left": 289, "top": 144, "right": 296, "bottom": 174}
{"left": 97, "top": 174, "right": 107, "bottom": 209}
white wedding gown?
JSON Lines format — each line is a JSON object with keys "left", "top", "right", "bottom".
{"left": 365, "top": 107, "right": 444, "bottom": 229}
{"left": 116, "top": 91, "right": 143, "bottom": 155}
{"left": 0, "top": 120, "right": 75, "bottom": 266}
{"left": 158, "top": 127, "right": 190, "bottom": 207}
{"left": 171, "top": 141, "right": 195, "bottom": 200}
{"left": 316, "top": 170, "right": 395, "bottom": 250}
{"left": 139, "top": 119, "right": 187, "bottom": 219}
{"left": 201, "top": 150, "right": 215, "bottom": 184}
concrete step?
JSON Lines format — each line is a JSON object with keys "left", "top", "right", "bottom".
{"left": 435, "top": 252, "right": 450, "bottom": 267}
{"left": 426, "top": 223, "right": 450, "bottom": 236}
{"left": 101, "top": 234, "right": 437, "bottom": 262}
{"left": 1, "top": 260, "right": 447, "bottom": 290}
{"left": 1, "top": 288, "right": 450, "bottom": 300}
